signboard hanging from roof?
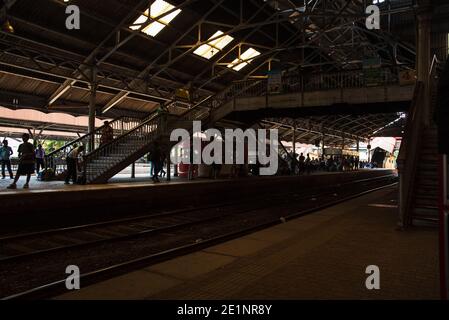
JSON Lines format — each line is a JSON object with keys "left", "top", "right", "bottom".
{"left": 267, "top": 70, "right": 282, "bottom": 94}
{"left": 363, "top": 57, "right": 382, "bottom": 87}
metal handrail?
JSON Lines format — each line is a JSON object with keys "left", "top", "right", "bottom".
{"left": 397, "top": 55, "right": 440, "bottom": 226}
{"left": 397, "top": 81, "right": 424, "bottom": 226}
{"left": 178, "top": 68, "right": 404, "bottom": 126}
{"left": 44, "top": 115, "right": 143, "bottom": 172}
{"left": 81, "top": 112, "right": 168, "bottom": 183}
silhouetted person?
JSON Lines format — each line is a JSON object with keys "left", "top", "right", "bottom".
{"left": 65, "top": 145, "right": 85, "bottom": 185}
{"left": 7, "top": 133, "right": 35, "bottom": 189}
{"left": 100, "top": 121, "right": 114, "bottom": 146}
{"left": 298, "top": 153, "right": 305, "bottom": 174}
{"left": 148, "top": 141, "right": 162, "bottom": 183}
{"left": 0, "top": 139, "right": 13, "bottom": 179}
{"left": 305, "top": 153, "right": 311, "bottom": 174}
{"left": 35, "top": 144, "right": 45, "bottom": 175}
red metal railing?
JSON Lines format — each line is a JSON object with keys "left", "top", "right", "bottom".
{"left": 439, "top": 154, "right": 449, "bottom": 300}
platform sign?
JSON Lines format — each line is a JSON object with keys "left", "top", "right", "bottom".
{"left": 267, "top": 70, "right": 282, "bottom": 94}
{"left": 399, "top": 69, "right": 416, "bottom": 86}
{"left": 324, "top": 148, "right": 342, "bottom": 156}
{"left": 363, "top": 58, "right": 382, "bottom": 87}
{"left": 176, "top": 88, "right": 190, "bottom": 101}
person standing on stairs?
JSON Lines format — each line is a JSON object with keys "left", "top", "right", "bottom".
{"left": 100, "top": 121, "right": 114, "bottom": 147}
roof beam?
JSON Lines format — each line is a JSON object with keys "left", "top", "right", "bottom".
{"left": 48, "top": 0, "right": 200, "bottom": 108}
{"left": 102, "top": 0, "right": 229, "bottom": 113}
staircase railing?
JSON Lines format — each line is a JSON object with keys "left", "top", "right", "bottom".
{"left": 45, "top": 116, "right": 142, "bottom": 173}
{"left": 397, "top": 55, "right": 439, "bottom": 227}
{"left": 82, "top": 113, "right": 167, "bottom": 183}
{"left": 397, "top": 81, "right": 425, "bottom": 227}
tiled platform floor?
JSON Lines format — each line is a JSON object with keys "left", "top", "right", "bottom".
{"left": 57, "top": 185, "right": 440, "bottom": 300}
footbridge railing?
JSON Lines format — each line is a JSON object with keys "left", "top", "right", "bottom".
{"left": 183, "top": 67, "right": 406, "bottom": 124}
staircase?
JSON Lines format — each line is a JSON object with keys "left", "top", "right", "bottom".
{"left": 82, "top": 113, "right": 188, "bottom": 184}
{"left": 412, "top": 126, "right": 439, "bottom": 221}
{"left": 45, "top": 115, "right": 143, "bottom": 173}
{"left": 398, "top": 55, "right": 442, "bottom": 226}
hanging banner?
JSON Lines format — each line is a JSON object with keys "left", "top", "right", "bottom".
{"left": 267, "top": 70, "right": 282, "bottom": 94}
{"left": 363, "top": 57, "right": 382, "bottom": 87}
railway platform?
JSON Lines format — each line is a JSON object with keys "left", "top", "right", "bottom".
{"left": 56, "top": 184, "right": 439, "bottom": 300}
{"left": 0, "top": 169, "right": 394, "bottom": 235}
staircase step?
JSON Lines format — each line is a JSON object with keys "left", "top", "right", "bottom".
{"left": 417, "top": 162, "right": 438, "bottom": 170}
{"left": 416, "top": 174, "right": 438, "bottom": 183}
{"left": 414, "top": 193, "right": 438, "bottom": 202}
{"left": 414, "top": 197, "right": 438, "bottom": 208}
{"left": 415, "top": 180, "right": 438, "bottom": 190}
{"left": 416, "top": 180, "right": 438, "bottom": 189}
{"left": 420, "top": 153, "right": 438, "bottom": 159}
{"left": 421, "top": 147, "right": 438, "bottom": 153}
{"left": 412, "top": 207, "right": 439, "bottom": 221}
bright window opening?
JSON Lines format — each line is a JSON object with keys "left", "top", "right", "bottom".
{"left": 130, "top": 0, "right": 181, "bottom": 37}
{"left": 193, "top": 31, "right": 234, "bottom": 59}
{"left": 227, "top": 48, "right": 261, "bottom": 71}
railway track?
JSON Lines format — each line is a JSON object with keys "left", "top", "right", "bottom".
{"left": 0, "top": 174, "right": 397, "bottom": 300}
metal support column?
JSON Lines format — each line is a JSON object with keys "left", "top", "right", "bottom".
{"left": 322, "top": 133, "right": 325, "bottom": 157}
{"left": 131, "top": 162, "right": 135, "bottom": 179}
{"left": 292, "top": 123, "right": 296, "bottom": 175}
{"left": 174, "top": 158, "right": 178, "bottom": 177}
{"left": 88, "top": 66, "right": 97, "bottom": 152}
{"left": 188, "top": 138, "right": 194, "bottom": 180}
{"left": 167, "top": 149, "right": 171, "bottom": 181}
{"left": 415, "top": 1, "right": 432, "bottom": 125}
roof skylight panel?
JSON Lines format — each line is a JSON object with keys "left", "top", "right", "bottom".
{"left": 193, "top": 31, "right": 234, "bottom": 59}
{"left": 227, "top": 48, "right": 261, "bottom": 71}
{"left": 129, "top": 0, "right": 181, "bottom": 37}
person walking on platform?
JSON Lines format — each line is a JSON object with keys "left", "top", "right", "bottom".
{"left": 148, "top": 141, "right": 162, "bottom": 183}
{"left": 0, "top": 139, "right": 13, "bottom": 179}
{"left": 35, "top": 144, "right": 45, "bottom": 175}
{"left": 298, "top": 153, "right": 305, "bottom": 174}
{"left": 305, "top": 153, "right": 311, "bottom": 174}
{"left": 65, "top": 145, "right": 84, "bottom": 185}
{"left": 7, "top": 133, "right": 35, "bottom": 189}
{"left": 159, "top": 151, "right": 167, "bottom": 178}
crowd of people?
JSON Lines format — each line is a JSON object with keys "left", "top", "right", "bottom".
{"left": 0, "top": 133, "right": 48, "bottom": 189}
{"left": 283, "top": 152, "right": 361, "bottom": 175}
{"left": 1, "top": 127, "right": 370, "bottom": 190}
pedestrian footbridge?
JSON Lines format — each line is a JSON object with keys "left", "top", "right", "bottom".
{"left": 208, "top": 69, "right": 415, "bottom": 123}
